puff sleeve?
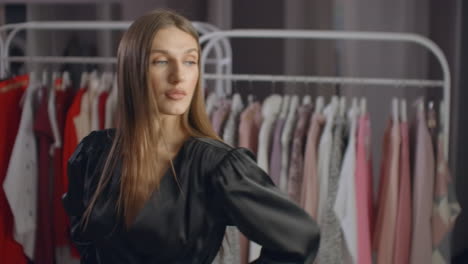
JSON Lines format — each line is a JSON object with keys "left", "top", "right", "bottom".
{"left": 210, "top": 148, "right": 320, "bottom": 264}
{"left": 62, "top": 131, "right": 97, "bottom": 257}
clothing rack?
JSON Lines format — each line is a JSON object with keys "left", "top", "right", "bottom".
{"left": 0, "top": 21, "right": 233, "bottom": 92}
{"left": 199, "top": 29, "right": 451, "bottom": 159}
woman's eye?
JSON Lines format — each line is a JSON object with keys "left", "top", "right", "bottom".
{"left": 184, "top": 61, "right": 197, "bottom": 66}
{"left": 152, "top": 60, "right": 168, "bottom": 65}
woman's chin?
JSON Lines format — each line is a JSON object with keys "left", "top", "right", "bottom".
{"left": 159, "top": 107, "right": 188, "bottom": 116}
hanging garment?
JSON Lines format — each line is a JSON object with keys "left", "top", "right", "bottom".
{"left": 393, "top": 121, "right": 412, "bottom": 264}
{"left": 279, "top": 95, "right": 299, "bottom": 192}
{"left": 410, "top": 105, "right": 435, "bottom": 264}
{"left": 334, "top": 106, "right": 358, "bottom": 264}
{"left": 62, "top": 87, "right": 88, "bottom": 259}
{"left": 0, "top": 75, "right": 29, "bottom": 264}
{"left": 212, "top": 227, "right": 240, "bottom": 264}
{"left": 62, "top": 130, "right": 320, "bottom": 264}
{"left": 53, "top": 88, "right": 75, "bottom": 248}
{"left": 105, "top": 84, "right": 117, "bottom": 129}
{"left": 211, "top": 99, "right": 231, "bottom": 137}
{"left": 238, "top": 102, "right": 262, "bottom": 154}
{"left": 301, "top": 110, "right": 325, "bottom": 219}
{"left": 49, "top": 78, "right": 62, "bottom": 154}
{"left": 34, "top": 86, "right": 56, "bottom": 264}
{"left": 223, "top": 94, "right": 244, "bottom": 147}
{"left": 216, "top": 94, "right": 243, "bottom": 264}
{"left": 317, "top": 115, "right": 346, "bottom": 264}
{"left": 431, "top": 134, "right": 460, "bottom": 263}
{"left": 316, "top": 103, "right": 336, "bottom": 224}
{"left": 287, "top": 104, "right": 313, "bottom": 204}
{"left": 256, "top": 95, "right": 282, "bottom": 173}
{"left": 91, "top": 88, "right": 102, "bottom": 131}
{"left": 411, "top": 106, "right": 435, "bottom": 264}
{"left": 269, "top": 118, "right": 286, "bottom": 186}
{"left": 98, "top": 91, "right": 109, "bottom": 130}
{"left": 355, "top": 114, "right": 373, "bottom": 264}
{"left": 237, "top": 102, "right": 262, "bottom": 264}
{"left": 3, "top": 77, "right": 40, "bottom": 259}
{"left": 74, "top": 87, "right": 98, "bottom": 142}
{"left": 374, "top": 119, "right": 401, "bottom": 264}
{"left": 269, "top": 95, "right": 290, "bottom": 187}
{"left": 251, "top": 95, "right": 282, "bottom": 261}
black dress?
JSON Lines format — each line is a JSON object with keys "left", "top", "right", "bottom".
{"left": 63, "top": 129, "right": 320, "bottom": 264}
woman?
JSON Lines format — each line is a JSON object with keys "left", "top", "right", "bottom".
{"left": 63, "top": 9, "right": 320, "bottom": 264}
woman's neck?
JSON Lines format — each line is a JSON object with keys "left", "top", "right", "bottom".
{"left": 156, "top": 114, "right": 189, "bottom": 153}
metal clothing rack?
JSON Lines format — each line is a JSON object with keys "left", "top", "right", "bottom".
{"left": 0, "top": 21, "right": 233, "bottom": 92}
{"left": 199, "top": 29, "right": 451, "bottom": 159}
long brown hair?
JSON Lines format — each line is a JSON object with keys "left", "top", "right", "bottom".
{"left": 81, "top": 9, "right": 220, "bottom": 229}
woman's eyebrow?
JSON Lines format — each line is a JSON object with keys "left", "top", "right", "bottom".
{"left": 150, "top": 48, "right": 198, "bottom": 54}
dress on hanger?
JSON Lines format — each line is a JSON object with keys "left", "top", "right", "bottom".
{"left": 410, "top": 104, "right": 435, "bottom": 264}
{"left": 301, "top": 108, "right": 325, "bottom": 219}
{"left": 317, "top": 114, "right": 346, "bottom": 264}
{"left": 393, "top": 121, "right": 411, "bottom": 264}
{"left": 34, "top": 86, "right": 56, "bottom": 264}
{"left": 355, "top": 114, "right": 373, "bottom": 264}
{"left": 3, "top": 75, "right": 38, "bottom": 260}
{"left": 334, "top": 105, "right": 358, "bottom": 264}
{"left": 287, "top": 104, "right": 313, "bottom": 204}
{"left": 374, "top": 118, "right": 401, "bottom": 264}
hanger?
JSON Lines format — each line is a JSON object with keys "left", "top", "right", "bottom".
{"left": 112, "top": 74, "right": 117, "bottom": 91}
{"left": 315, "top": 96, "right": 324, "bottom": 114}
{"left": 61, "top": 71, "right": 71, "bottom": 91}
{"left": 80, "top": 71, "right": 89, "bottom": 89}
{"left": 392, "top": 97, "right": 399, "bottom": 122}
{"left": 360, "top": 97, "right": 367, "bottom": 116}
{"left": 351, "top": 97, "right": 358, "bottom": 111}
{"left": 205, "top": 92, "right": 218, "bottom": 116}
{"left": 339, "top": 96, "right": 346, "bottom": 118}
{"left": 400, "top": 99, "right": 407, "bottom": 122}
{"left": 42, "top": 70, "right": 48, "bottom": 87}
{"left": 89, "top": 71, "right": 100, "bottom": 93}
{"left": 347, "top": 97, "right": 359, "bottom": 124}
{"left": 279, "top": 95, "right": 291, "bottom": 120}
{"left": 247, "top": 94, "right": 254, "bottom": 105}
{"left": 322, "top": 96, "right": 339, "bottom": 130}
{"left": 439, "top": 100, "right": 444, "bottom": 132}
{"left": 100, "top": 72, "right": 112, "bottom": 92}
{"left": 262, "top": 94, "right": 282, "bottom": 119}
{"left": 231, "top": 93, "right": 244, "bottom": 113}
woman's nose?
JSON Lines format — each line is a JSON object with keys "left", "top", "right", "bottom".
{"left": 169, "top": 63, "right": 185, "bottom": 84}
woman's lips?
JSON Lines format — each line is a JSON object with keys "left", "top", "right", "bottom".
{"left": 165, "top": 89, "right": 187, "bottom": 100}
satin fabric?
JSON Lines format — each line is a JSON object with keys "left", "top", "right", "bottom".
{"left": 63, "top": 129, "right": 320, "bottom": 264}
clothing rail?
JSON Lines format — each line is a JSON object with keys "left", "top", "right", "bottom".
{"left": 203, "top": 73, "right": 444, "bottom": 88}
{"left": 0, "top": 21, "right": 233, "bottom": 89}
{"left": 199, "top": 29, "right": 451, "bottom": 159}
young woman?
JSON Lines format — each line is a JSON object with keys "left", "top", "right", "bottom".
{"left": 63, "top": 9, "right": 320, "bottom": 264}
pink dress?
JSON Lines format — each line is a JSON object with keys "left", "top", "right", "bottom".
{"left": 355, "top": 114, "right": 373, "bottom": 264}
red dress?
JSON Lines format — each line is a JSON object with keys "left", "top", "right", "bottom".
{"left": 0, "top": 75, "right": 29, "bottom": 264}
{"left": 53, "top": 88, "right": 75, "bottom": 247}
{"left": 33, "top": 86, "right": 56, "bottom": 264}
{"left": 62, "top": 87, "right": 87, "bottom": 258}
{"left": 98, "top": 91, "right": 109, "bottom": 129}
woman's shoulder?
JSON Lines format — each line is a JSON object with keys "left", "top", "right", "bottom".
{"left": 68, "top": 129, "right": 114, "bottom": 165}
{"left": 190, "top": 137, "right": 257, "bottom": 171}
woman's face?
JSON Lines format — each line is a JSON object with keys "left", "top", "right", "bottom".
{"left": 149, "top": 26, "right": 199, "bottom": 117}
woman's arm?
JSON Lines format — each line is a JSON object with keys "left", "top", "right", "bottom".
{"left": 62, "top": 131, "right": 98, "bottom": 257}
{"left": 210, "top": 148, "right": 320, "bottom": 264}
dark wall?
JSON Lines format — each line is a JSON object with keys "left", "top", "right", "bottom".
{"left": 232, "top": 0, "right": 284, "bottom": 75}
{"left": 230, "top": 0, "right": 285, "bottom": 99}
{"left": 452, "top": 0, "right": 468, "bottom": 261}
